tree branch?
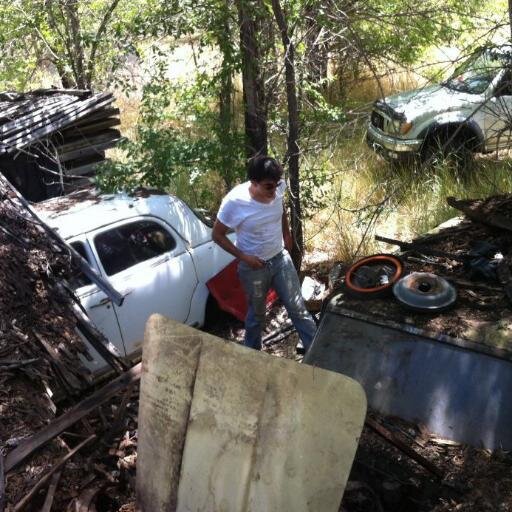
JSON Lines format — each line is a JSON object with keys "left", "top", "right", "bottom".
{"left": 86, "top": 0, "right": 122, "bottom": 87}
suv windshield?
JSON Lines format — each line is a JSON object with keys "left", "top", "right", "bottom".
{"left": 443, "top": 49, "right": 506, "bottom": 94}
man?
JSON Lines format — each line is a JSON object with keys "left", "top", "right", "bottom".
{"left": 212, "top": 155, "right": 317, "bottom": 352}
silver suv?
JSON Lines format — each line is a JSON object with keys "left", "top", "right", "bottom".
{"left": 367, "top": 47, "right": 512, "bottom": 164}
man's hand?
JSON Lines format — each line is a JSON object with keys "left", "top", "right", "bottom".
{"left": 241, "top": 254, "right": 265, "bottom": 269}
{"left": 212, "top": 220, "right": 265, "bottom": 269}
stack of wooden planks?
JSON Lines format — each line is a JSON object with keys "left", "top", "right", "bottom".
{"left": 0, "top": 174, "right": 129, "bottom": 510}
{"left": 0, "top": 89, "right": 121, "bottom": 199}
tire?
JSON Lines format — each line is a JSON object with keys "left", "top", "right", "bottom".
{"left": 420, "top": 135, "right": 445, "bottom": 167}
{"left": 344, "top": 254, "right": 405, "bottom": 299}
{"left": 447, "top": 135, "right": 475, "bottom": 176}
{"left": 421, "top": 132, "right": 475, "bottom": 175}
{"left": 204, "top": 294, "right": 230, "bottom": 328}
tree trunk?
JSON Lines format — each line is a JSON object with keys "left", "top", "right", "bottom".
{"left": 235, "top": 0, "right": 268, "bottom": 158}
{"left": 215, "top": 1, "right": 238, "bottom": 190}
{"left": 62, "top": 0, "right": 87, "bottom": 89}
{"left": 219, "top": 66, "right": 235, "bottom": 189}
{"left": 509, "top": 0, "right": 512, "bottom": 41}
{"left": 304, "top": 9, "right": 329, "bottom": 85}
{"left": 52, "top": 59, "right": 75, "bottom": 89}
{"left": 46, "top": 0, "right": 78, "bottom": 88}
{"left": 86, "top": 0, "right": 122, "bottom": 87}
{"left": 270, "top": 0, "right": 303, "bottom": 269}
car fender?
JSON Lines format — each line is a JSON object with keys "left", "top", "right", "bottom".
{"left": 185, "top": 237, "right": 236, "bottom": 325}
{"left": 418, "top": 115, "right": 485, "bottom": 150}
{"left": 186, "top": 282, "right": 210, "bottom": 327}
{"left": 188, "top": 237, "right": 237, "bottom": 284}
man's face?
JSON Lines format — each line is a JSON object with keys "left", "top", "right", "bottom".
{"left": 255, "top": 179, "right": 280, "bottom": 200}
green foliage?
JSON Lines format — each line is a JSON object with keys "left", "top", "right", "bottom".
{"left": 0, "top": 2, "right": 45, "bottom": 89}
{"left": 96, "top": 74, "right": 246, "bottom": 208}
{"left": 96, "top": 129, "right": 245, "bottom": 206}
{"left": 0, "top": 0, "right": 175, "bottom": 89}
{"left": 1, "top": 0, "right": 508, "bottom": 242}
{"left": 301, "top": 82, "right": 346, "bottom": 123}
{"left": 304, "top": 0, "right": 488, "bottom": 102}
{"left": 307, "top": 130, "right": 512, "bottom": 261}
{"left": 95, "top": 0, "right": 249, "bottom": 208}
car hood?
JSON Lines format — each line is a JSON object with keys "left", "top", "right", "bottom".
{"left": 377, "top": 85, "right": 482, "bottom": 121}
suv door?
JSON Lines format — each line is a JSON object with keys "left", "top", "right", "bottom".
{"left": 68, "top": 237, "right": 127, "bottom": 371}
{"left": 88, "top": 217, "right": 198, "bottom": 357}
{"left": 484, "top": 69, "right": 512, "bottom": 150}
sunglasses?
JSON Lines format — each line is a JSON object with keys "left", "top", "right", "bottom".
{"left": 260, "top": 180, "right": 281, "bottom": 191}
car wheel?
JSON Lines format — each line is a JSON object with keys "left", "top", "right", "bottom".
{"left": 421, "top": 133, "right": 474, "bottom": 176}
{"left": 420, "top": 135, "right": 444, "bottom": 167}
{"left": 447, "top": 135, "right": 474, "bottom": 176}
{"left": 204, "top": 294, "right": 233, "bottom": 328}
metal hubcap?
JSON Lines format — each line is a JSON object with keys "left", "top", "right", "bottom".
{"left": 393, "top": 272, "right": 457, "bottom": 311}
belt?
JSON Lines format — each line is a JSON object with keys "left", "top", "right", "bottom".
{"left": 264, "top": 249, "right": 284, "bottom": 263}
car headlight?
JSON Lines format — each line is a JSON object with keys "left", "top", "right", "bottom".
{"left": 390, "top": 119, "right": 413, "bottom": 135}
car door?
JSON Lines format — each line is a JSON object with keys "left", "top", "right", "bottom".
{"left": 484, "top": 68, "right": 512, "bottom": 150}
{"left": 87, "top": 216, "right": 198, "bottom": 357}
{"left": 67, "top": 237, "right": 127, "bottom": 372}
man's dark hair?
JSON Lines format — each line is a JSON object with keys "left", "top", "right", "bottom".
{"left": 247, "top": 156, "right": 283, "bottom": 182}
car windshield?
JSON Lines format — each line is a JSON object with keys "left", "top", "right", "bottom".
{"left": 443, "top": 50, "right": 506, "bottom": 94}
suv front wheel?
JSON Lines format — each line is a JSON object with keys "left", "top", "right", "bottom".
{"left": 420, "top": 131, "right": 475, "bottom": 173}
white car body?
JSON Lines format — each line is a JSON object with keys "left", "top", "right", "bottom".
{"left": 35, "top": 190, "right": 235, "bottom": 373}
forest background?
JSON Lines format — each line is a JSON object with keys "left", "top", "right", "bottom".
{"left": 1, "top": 0, "right": 511, "bottom": 267}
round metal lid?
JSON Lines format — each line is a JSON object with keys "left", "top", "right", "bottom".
{"left": 393, "top": 272, "right": 457, "bottom": 312}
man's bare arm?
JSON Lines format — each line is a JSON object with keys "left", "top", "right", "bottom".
{"left": 212, "top": 220, "right": 264, "bottom": 269}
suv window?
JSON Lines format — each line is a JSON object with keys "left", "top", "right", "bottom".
{"left": 444, "top": 50, "right": 504, "bottom": 94}
{"left": 95, "top": 220, "right": 176, "bottom": 276}
{"left": 496, "top": 69, "right": 512, "bottom": 96}
{"left": 69, "top": 241, "right": 92, "bottom": 288}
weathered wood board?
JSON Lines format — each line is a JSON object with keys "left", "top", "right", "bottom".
{"left": 137, "top": 315, "right": 366, "bottom": 512}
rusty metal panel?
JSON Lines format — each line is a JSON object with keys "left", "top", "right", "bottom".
{"left": 137, "top": 315, "right": 366, "bottom": 512}
{"left": 305, "top": 298, "right": 512, "bottom": 450}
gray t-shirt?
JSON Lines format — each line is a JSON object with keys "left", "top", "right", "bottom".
{"left": 217, "top": 181, "right": 285, "bottom": 260}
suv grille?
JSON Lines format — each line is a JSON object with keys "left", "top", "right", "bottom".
{"left": 371, "top": 111, "right": 384, "bottom": 130}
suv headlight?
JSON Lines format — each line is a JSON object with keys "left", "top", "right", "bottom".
{"left": 391, "top": 119, "right": 413, "bottom": 135}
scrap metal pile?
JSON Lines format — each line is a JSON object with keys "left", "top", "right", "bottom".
{"left": 335, "top": 194, "right": 512, "bottom": 352}
{"left": 307, "top": 196, "right": 512, "bottom": 512}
